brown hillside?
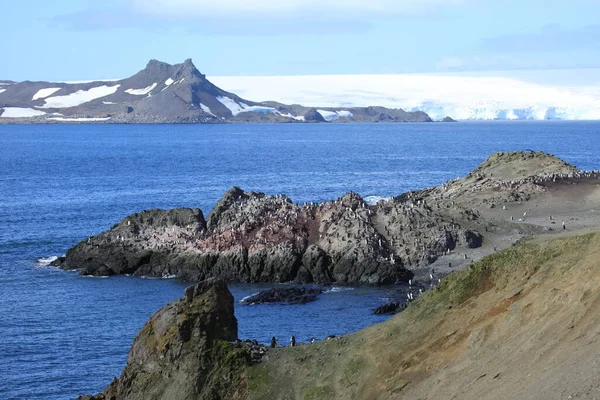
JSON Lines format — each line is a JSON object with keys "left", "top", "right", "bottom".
{"left": 248, "top": 231, "right": 600, "bottom": 399}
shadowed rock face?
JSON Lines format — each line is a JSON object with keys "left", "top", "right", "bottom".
{"left": 56, "top": 187, "right": 483, "bottom": 284}
{"left": 78, "top": 279, "right": 248, "bottom": 400}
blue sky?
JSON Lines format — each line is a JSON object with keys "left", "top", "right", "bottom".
{"left": 2, "top": 0, "right": 600, "bottom": 81}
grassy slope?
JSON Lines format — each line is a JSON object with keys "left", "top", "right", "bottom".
{"left": 245, "top": 231, "right": 600, "bottom": 399}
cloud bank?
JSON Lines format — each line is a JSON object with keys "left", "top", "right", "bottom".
{"left": 128, "top": 0, "right": 469, "bottom": 17}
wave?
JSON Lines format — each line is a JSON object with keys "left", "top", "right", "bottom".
{"left": 35, "top": 256, "right": 58, "bottom": 266}
{"left": 140, "top": 275, "right": 177, "bottom": 280}
{"left": 239, "top": 293, "right": 259, "bottom": 303}
{"left": 323, "top": 286, "right": 355, "bottom": 294}
{"left": 364, "top": 196, "right": 392, "bottom": 206}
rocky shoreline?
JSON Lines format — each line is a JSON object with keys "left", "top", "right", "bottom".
{"left": 53, "top": 151, "right": 600, "bottom": 286}
{"left": 53, "top": 187, "right": 482, "bottom": 284}
{"left": 69, "top": 151, "right": 600, "bottom": 400}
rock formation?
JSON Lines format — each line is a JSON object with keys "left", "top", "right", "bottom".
{"left": 54, "top": 151, "right": 600, "bottom": 285}
{"left": 78, "top": 279, "right": 249, "bottom": 400}
{"left": 240, "top": 287, "right": 324, "bottom": 305}
{"left": 55, "top": 186, "right": 481, "bottom": 284}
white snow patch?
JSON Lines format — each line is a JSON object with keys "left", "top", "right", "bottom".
{"left": 200, "top": 103, "right": 214, "bottom": 115}
{"left": 279, "top": 112, "right": 305, "bottom": 121}
{"left": 0, "top": 89, "right": 6, "bottom": 94}
{"left": 165, "top": 78, "right": 174, "bottom": 86}
{"left": 242, "top": 105, "right": 279, "bottom": 114}
{"left": 102, "top": 101, "right": 116, "bottom": 105}
{"left": 317, "top": 110, "right": 340, "bottom": 121}
{"left": 41, "top": 85, "right": 121, "bottom": 108}
{"left": 211, "top": 74, "right": 600, "bottom": 121}
{"left": 1, "top": 107, "right": 46, "bottom": 118}
{"left": 48, "top": 117, "right": 111, "bottom": 122}
{"left": 125, "top": 83, "right": 157, "bottom": 96}
{"left": 317, "top": 110, "right": 354, "bottom": 120}
{"left": 216, "top": 96, "right": 249, "bottom": 116}
{"left": 32, "top": 88, "right": 61, "bottom": 101}
{"left": 217, "top": 96, "right": 283, "bottom": 116}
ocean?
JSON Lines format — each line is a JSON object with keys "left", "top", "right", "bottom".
{"left": 1, "top": 121, "right": 599, "bottom": 399}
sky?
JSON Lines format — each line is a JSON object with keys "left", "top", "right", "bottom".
{"left": 2, "top": 0, "right": 600, "bottom": 82}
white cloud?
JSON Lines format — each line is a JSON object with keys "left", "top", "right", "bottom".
{"left": 128, "top": 0, "right": 468, "bottom": 17}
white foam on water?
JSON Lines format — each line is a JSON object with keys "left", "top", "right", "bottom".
{"left": 32, "top": 88, "right": 61, "bottom": 100}
{"left": 36, "top": 256, "right": 58, "bottom": 266}
{"left": 364, "top": 195, "right": 392, "bottom": 205}
{"left": 240, "top": 293, "right": 260, "bottom": 303}
{"left": 324, "top": 286, "right": 355, "bottom": 293}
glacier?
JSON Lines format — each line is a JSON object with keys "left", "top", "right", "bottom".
{"left": 210, "top": 73, "right": 600, "bottom": 121}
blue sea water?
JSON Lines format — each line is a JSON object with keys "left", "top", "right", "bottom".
{"left": 1, "top": 121, "right": 600, "bottom": 399}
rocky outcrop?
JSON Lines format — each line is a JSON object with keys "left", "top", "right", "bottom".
{"left": 56, "top": 186, "right": 485, "bottom": 284}
{"left": 60, "top": 152, "right": 600, "bottom": 285}
{"left": 373, "top": 302, "right": 406, "bottom": 315}
{"left": 78, "top": 279, "right": 250, "bottom": 400}
{"left": 442, "top": 116, "right": 457, "bottom": 122}
{"left": 415, "top": 151, "right": 590, "bottom": 210}
{"left": 240, "top": 287, "right": 323, "bottom": 305}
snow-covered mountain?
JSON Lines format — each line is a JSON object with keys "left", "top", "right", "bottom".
{"left": 210, "top": 73, "right": 600, "bottom": 121}
{"left": 0, "top": 60, "right": 430, "bottom": 124}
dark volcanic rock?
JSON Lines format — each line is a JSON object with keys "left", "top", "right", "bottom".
{"left": 442, "top": 116, "right": 457, "bottom": 122}
{"left": 241, "top": 287, "right": 324, "bottom": 305}
{"left": 374, "top": 302, "right": 407, "bottom": 315}
{"left": 78, "top": 279, "right": 250, "bottom": 400}
{"left": 55, "top": 186, "right": 486, "bottom": 284}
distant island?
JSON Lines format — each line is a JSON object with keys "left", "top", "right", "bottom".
{"left": 0, "top": 59, "right": 431, "bottom": 124}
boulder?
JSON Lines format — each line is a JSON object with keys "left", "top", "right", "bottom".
{"left": 79, "top": 279, "right": 250, "bottom": 400}
{"left": 241, "top": 287, "right": 324, "bottom": 305}
{"left": 373, "top": 302, "right": 407, "bottom": 315}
